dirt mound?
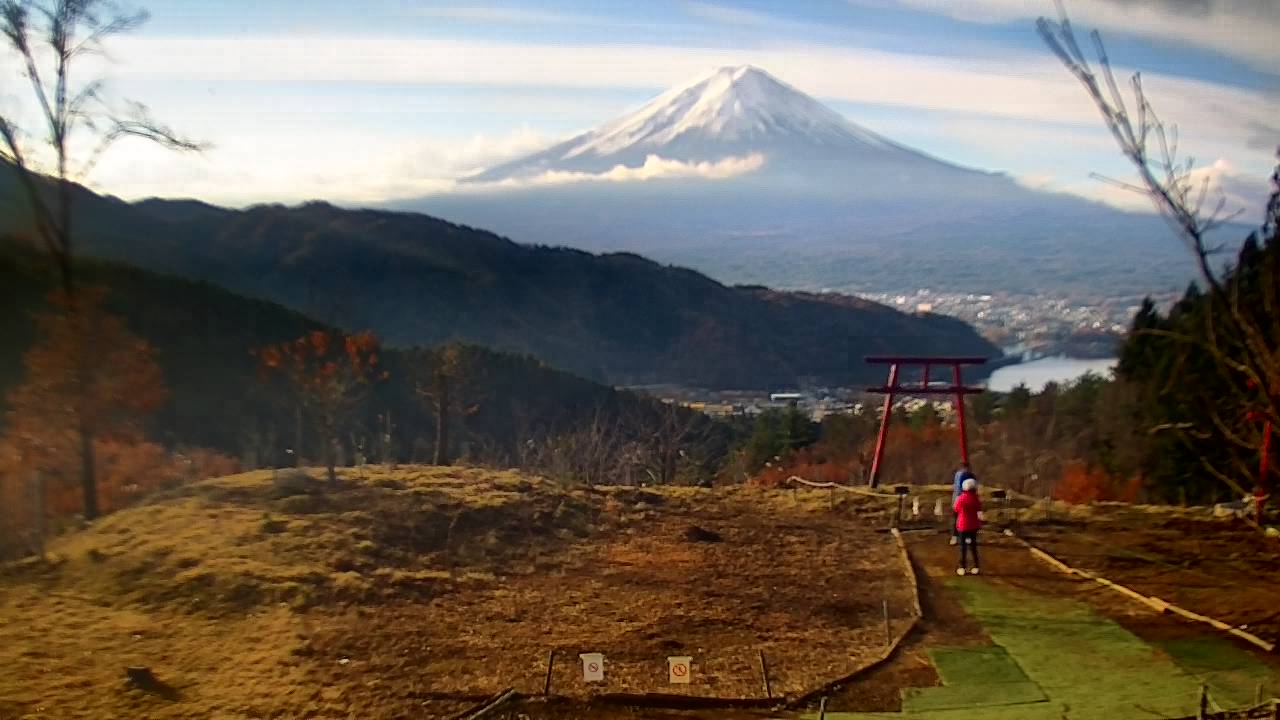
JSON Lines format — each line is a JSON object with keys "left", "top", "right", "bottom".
{"left": 684, "top": 525, "right": 723, "bottom": 543}
{"left": 4, "top": 466, "right": 607, "bottom": 615}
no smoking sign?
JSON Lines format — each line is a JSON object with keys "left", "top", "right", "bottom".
{"left": 668, "top": 656, "right": 692, "bottom": 684}
{"left": 580, "top": 653, "right": 604, "bottom": 682}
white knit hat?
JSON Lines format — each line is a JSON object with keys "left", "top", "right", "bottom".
{"left": 962, "top": 478, "right": 977, "bottom": 492}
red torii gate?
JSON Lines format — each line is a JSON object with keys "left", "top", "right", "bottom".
{"left": 865, "top": 356, "right": 988, "bottom": 488}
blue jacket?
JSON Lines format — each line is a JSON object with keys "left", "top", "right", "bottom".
{"left": 952, "top": 469, "right": 974, "bottom": 500}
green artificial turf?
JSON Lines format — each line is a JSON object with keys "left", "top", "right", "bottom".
{"left": 901, "top": 680, "right": 1046, "bottom": 712}
{"left": 927, "top": 646, "right": 1030, "bottom": 686}
{"left": 805, "top": 579, "right": 1277, "bottom": 720}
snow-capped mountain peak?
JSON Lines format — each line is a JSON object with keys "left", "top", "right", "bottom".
{"left": 468, "top": 65, "right": 955, "bottom": 183}
{"left": 564, "top": 65, "right": 889, "bottom": 158}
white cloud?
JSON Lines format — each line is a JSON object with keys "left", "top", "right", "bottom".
{"left": 411, "top": 7, "right": 610, "bottom": 26}
{"left": 882, "top": 0, "right": 1280, "bottom": 71}
{"left": 1183, "top": 157, "right": 1273, "bottom": 225}
{"left": 105, "top": 33, "right": 1274, "bottom": 142}
{"left": 481, "top": 152, "right": 765, "bottom": 189}
{"left": 21, "top": 30, "right": 1270, "bottom": 211}
{"left": 1015, "top": 156, "right": 1273, "bottom": 222}
{"left": 397, "top": 125, "right": 551, "bottom": 177}
{"left": 83, "top": 127, "right": 557, "bottom": 206}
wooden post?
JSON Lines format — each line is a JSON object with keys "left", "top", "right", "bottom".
{"left": 543, "top": 649, "right": 555, "bottom": 696}
{"left": 883, "top": 599, "right": 891, "bottom": 646}
{"left": 32, "top": 470, "right": 45, "bottom": 560}
{"left": 758, "top": 649, "right": 772, "bottom": 699}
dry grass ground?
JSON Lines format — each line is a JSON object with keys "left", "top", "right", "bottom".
{"left": 0, "top": 466, "right": 914, "bottom": 719}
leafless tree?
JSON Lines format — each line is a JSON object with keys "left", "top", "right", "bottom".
{"left": 1039, "top": 4, "right": 1279, "bottom": 502}
{"left": 415, "top": 346, "right": 477, "bottom": 466}
{"left": 1, "top": 0, "right": 201, "bottom": 297}
{"left": 527, "top": 407, "right": 625, "bottom": 486}
{"left": 624, "top": 400, "right": 714, "bottom": 486}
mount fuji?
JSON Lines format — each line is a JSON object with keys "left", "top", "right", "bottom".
{"left": 469, "top": 65, "right": 1001, "bottom": 197}
{"left": 406, "top": 66, "right": 1210, "bottom": 298}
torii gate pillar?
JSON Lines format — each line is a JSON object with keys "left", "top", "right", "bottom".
{"left": 865, "top": 356, "right": 988, "bottom": 488}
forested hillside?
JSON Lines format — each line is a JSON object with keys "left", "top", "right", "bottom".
{"left": 0, "top": 243, "right": 728, "bottom": 479}
{"left": 0, "top": 162, "right": 998, "bottom": 389}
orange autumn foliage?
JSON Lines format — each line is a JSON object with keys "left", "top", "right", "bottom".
{"left": 752, "top": 446, "right": 861, "bottom": 488}
{"left": 3, "top": 287, "right": 169, "bottom": 518}
{"left": 1, "top": 438, "right": 239, "bottom": 557}
{"left": 1052, "top": 461, "right": 1141, "bottom": 504}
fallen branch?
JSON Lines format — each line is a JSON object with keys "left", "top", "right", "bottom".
{"left": 1163, "top": 697, "right": 1280, "bottom": 719}
{"left": 449, "top": 687, "right": 517, "bottom": 720}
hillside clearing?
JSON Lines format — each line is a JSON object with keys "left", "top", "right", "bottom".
{"left": 0, "top": 466, "right": 912, "bottom": 719}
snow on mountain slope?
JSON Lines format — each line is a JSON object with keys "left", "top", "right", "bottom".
{"left": 468, "top": 65, "right": 960, "bottom": 183}
{"left": 566, "top": 65, "right": 890, "bottom": 156}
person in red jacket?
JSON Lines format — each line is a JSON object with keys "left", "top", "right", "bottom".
{"left": 953, "top": 477, "right": 982, "bottom": 575}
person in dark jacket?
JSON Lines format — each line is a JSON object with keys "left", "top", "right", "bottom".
{"left": 953, "top": 477, "right": 982, "bottom": 575}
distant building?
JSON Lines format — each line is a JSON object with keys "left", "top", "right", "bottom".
{"left": 769, "top": 392, "right": 803, "bottom": 402}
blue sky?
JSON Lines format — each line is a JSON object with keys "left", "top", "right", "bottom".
{"left": 4, "top": 0, "right": 1277, "bottom": 220}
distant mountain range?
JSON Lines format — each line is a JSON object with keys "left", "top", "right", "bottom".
{"left": 0, "top": 162, "right": 997, "bottom": 389}
{"left": 409, "top": 65, "right": 1227, "bottom": 298}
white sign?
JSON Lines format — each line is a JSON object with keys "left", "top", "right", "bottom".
{"left": 934, "top": 498, "right": 944, "bottom": 517}
{"left": 668, "top": 656, "right": 692, "bottom": 684}
{"left": 911, "top": 497, "right": 920, "bottom": 517}
{"left": 580, "top": 653, "right": 604, "bottom": 683}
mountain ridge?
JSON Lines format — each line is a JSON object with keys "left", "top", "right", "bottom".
{"left": 0, "top": 162, "right": 1000, "bottom": 389}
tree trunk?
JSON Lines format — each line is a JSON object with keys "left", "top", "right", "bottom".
{"left": 80, "top": 426, "right": 99, "bottom": 520}
{"left": 383, "top": 410, "right": 394, "bottom": 468}
{"left": 434, "top": 375, "right": 451, "bottom": 466}
{"left": 326, "top": 438, "right": 338, "bottom": 483}
{"left": 294, "top": 406, "right": 303, "bottom": 468}
{"left": 662, "top": 447, "right": 677, "bottom": 485}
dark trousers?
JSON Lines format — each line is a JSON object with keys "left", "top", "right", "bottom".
{"left": 958, "top": 530, "right": 979, "bottom": 568}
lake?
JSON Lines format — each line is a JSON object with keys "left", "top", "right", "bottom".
{"left": 986, "top": 356, "right": 1116, "bottom": 392}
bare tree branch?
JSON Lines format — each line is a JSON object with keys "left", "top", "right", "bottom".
{"left": 1, "top": 0, "right": 202, "bottom": 295}
{"left": 1040, "top": 6, "right": 1280, "bottom": 502}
